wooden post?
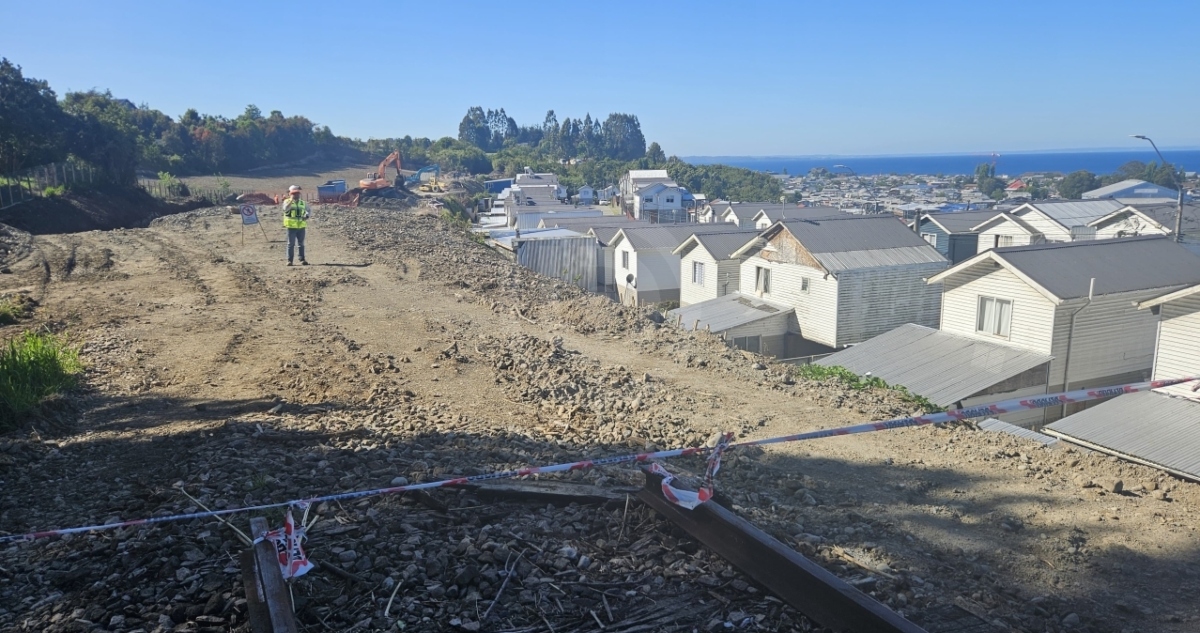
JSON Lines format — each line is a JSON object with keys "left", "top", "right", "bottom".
{"left": 241, "top": 517, "right": 298, "bottom": 633}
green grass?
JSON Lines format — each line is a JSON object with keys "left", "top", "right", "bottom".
{"left": 0, "top": 300, "right": 22, "bottom": 325}
{"left": 0, "top": 331, "right": 84, "bottom": 430}
{"left": 791, "top": 363, "right": 944, "bottom": 413}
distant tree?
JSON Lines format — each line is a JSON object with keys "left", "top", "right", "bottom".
{"left": 974, "top": 163, "right": 1007, "bottom": 200}
{"left": 601, "top": 113, "right": 646, "bottom": 161}
{"left": 1057, "top": 170, "right": 1100, "bottom": 199}
{"left": 645, "top": 141, "right": 666, "bottom": 164}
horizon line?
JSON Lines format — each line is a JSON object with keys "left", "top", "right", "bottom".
{"left": 680, "top": 146, "right": 1200, "bottom": 160}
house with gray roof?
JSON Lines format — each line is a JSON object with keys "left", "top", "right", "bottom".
{"left": 912, "top": 210, "right": 1001, "bottom": 263}
{"left": 925, "top": 236, "right": 1200, "bottom": 424}
{"left": 610, "top": 224, "right": 759, "bottom": 305}
{"left": 1083, "top": 179, "right": 1179, "bottom": 203}
{"left": 1089, "top": 202, "right": 1200, "bottom": 246}
{"left": 1045, "top": 282, "right": 1200, "bottom": 480}
{"left": 971, "top": 200, "right": 1134, "bottom": 251}
{"left": 669, "top": 216, "right": 948, "bottom": 357}
{"left": 673, "top": 231, "right": 762, "bottom": 306}
{"left": 751, "top": 206, "right": 847, "bottom": 230}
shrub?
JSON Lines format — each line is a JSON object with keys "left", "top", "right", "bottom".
{"left": 0, "top": 331, "right": 83, "bottom": 430}
{"left": 791, "top": 363, "right": 943, "bottom": 413}
{"left": 0, "top": 300, "right": 23, "bottom": 325}
{"left": 43, "top": 185, "right": 66, "bottom": 197}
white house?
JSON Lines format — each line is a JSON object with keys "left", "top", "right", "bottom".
{"left": 515, "top": 172, "right": 567, "bottom": 200}
{"left": 972, "top": 212, "right": 1046, "bottom": 253}
{"left": 750, "top": 206, "right": 846, "bottom": 230}
{"left": 632, "top": 182, "right": 689, "bottom": 222}
{"left": 1089, "top": 202, "right": 1197, "bottom": 240}
{"left": 673, "top": 231, "right": 762, "bottom": 306}
{"left": 576, "top": 185, "right": 595, "bottom": 205}
{"left": 1044, "top": 282, "right": 1200, "bottom": 480}
{"left": 671, "top": 216, "right": 948, "bottom": 357}
{"left": 611, "top": 224, "right": 757, "bottom": 305}
{"left": 926, "top": 236, "right": 1200, "bottom": 424}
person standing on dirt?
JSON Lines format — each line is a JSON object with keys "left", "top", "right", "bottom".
{"left": 282, "top": 185, "right": 309, "bottom": 266}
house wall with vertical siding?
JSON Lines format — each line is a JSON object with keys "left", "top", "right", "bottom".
{"left": 722, "top": 311, "right": 795, "bottom": 358}
{"left": 939, "top": 264, "right": 1057, "bottom": 354}
{"left": 1046, "top": 288, "right": 1167, "bottom": 392}
{"left": 1152, "top": 293, "right": 1200, "bottom": 399}
{"left": 740, "top": 255, "right": 839, "bottom": 347}
{"left": 834, "top": 261, "right": 946, "bottom": 346}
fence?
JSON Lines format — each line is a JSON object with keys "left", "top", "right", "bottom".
{"left": 0, "top": 161, "right": 102, "bottom": 211}
{"left": 139, "top": 179, "right": 321, "bottom": 206}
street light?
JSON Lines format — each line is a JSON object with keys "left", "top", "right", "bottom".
{"left": 833, "top": 164, "right": 880, "bottom": 214}
{"left": 1130, "top": 135, "right": 1185, "bottom": 243}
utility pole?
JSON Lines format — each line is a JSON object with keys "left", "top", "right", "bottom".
{"left": 1131, "top": 135, "right": 1184, "bottom": 243}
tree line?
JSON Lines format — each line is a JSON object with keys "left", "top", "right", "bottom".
{"left": 0, "top": 58, "right": 339, "bottom": 184}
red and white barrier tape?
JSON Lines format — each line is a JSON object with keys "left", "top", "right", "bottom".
{"left": 1, "top": 376, "right": 1194, "bottom": 544}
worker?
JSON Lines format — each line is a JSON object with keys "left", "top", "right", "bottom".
{"left": 282, "top": 185, "right": 309, "bottom": 266}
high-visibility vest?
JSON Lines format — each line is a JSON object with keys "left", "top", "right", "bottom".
{"left": 283, "top": 198, "right": 307, "bottom": 229}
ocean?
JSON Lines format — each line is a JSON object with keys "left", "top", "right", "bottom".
{"left": 682, "top": 149, "right": 1200, "bottom": 178}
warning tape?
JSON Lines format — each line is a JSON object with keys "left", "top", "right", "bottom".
{"left": 1, "top": 376, "right": 1194, "bottom": 544}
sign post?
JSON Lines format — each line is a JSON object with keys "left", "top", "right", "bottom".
{"left": 240, "top": 203, "right": 268, "bottom": 245}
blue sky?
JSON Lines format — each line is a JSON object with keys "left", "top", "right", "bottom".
{"left": 6, "top": 0, "right": 1199, "bottom": 156}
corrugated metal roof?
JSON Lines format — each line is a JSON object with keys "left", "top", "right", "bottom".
{"left": 626, "top": 169, "right": 670, "bottom": 180}
{"left": 814, "top": 246, "right": 949, "bottom": 272}
{"left": 491, "top": 228, "right": 583, "bottom": 250}
{"left": 1021, "top": 199, "right": 1125, "bottom": 226}
{"left": 780, "top": 215, "right": 939, "bottom": 254}
{"left": 758, "top": 206, "right": 848, "bottom": 223}
{"left": 539, "top": 216, "right": 640, "bottom": 230}
{"left": 815, "top": 323, "right": 1053, "bottom": 406}
{"left": 667, "top": 293, "right": 793, "bottom": 332}
{"left": 1122, "top": 202, "right": 1200, "bottom": 234}
{"left": 923, "top": 210, "right": 1002, "bottom": 234}
{"left": 690, "top": 231, "right": 762, "bottom": 260}
{"left": 1083, "top": 179, "right": 1178, "bottom": 200}
{"left": 617, "top": 224, "right": 758, "bottom": 251}
{"left": 978, "top": 418, "right": 1059, "bottom": 446}
{"left": 1044, "top": 391, "right": 1200, "bottom": 480}
{"left": 993, "top": 236, "right": 1200, "bottom": 299}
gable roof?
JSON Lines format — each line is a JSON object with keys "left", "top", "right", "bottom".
{"left": 626, "top": 169, "right": 670, "bottom": 181}
{"left": 1121, "top": 202, "right": 1200, "bottom": 234}
{"left": 716, "top": 202, "right": 771, "bottom": 223}
{"left": 1013, "top": 199, "right": 1126, "bottom": 228}
{"left": 734, "top": 215, "right": 946, "bottom": 273}
{"left": 1137, "top": 283, "right": 1200, "bottom": 310}
{"left": 1083, "top": 179, "right": 1178, "bottom": 200}
{"left": 928, "top": 236, "right": 1200, "bottom": 302}
{"left": 971, "top": 212, "right": 1041, "bottom": 234}
{"left": 673, "top": 231, "right": 762, "bottom": 259}
{"left": 815, "top": 324, "right": 1053, "bottom": 407}
{"left": 921, "top": 210, "right": 1002, "bottom": 234}
{"left": 753, "top": 206, "right": 847, "bottom": 224}
{"left": 612, "top": 223, "right": 758, "bottom": 251}
{"left": 635, "top": 182, "right": 684, "bottom": 195}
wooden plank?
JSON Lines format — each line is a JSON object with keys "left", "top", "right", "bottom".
{"left": 458, "top": 479, "right": 638, "bottom": 509}
{"left": 239, "top": 547, "right": 274, "bottom": 633}
{"left": 248, "top": 517, "right": 298, "bottom": 633}
{"left": 639, "top": 470, "right": 928, "bottom": 633}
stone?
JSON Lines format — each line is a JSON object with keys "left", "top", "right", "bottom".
{"left": 338, "top": 550, "right": 359, "bottom": 563}
{"left": 1062, "top": 612, "right": 1081, "bottom": 627}
{"left": 1108, "top": 479, "right": 1123, "bottom": 494}
{"left": 391, "top": 476, "right": 409, "bottom": 486}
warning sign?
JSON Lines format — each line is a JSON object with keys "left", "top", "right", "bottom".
{"left": 239, "top": 204, "right": 259, "bottom": 225}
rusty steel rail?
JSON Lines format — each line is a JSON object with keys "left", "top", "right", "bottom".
{"left": 640, "top": 470, "right": 928, "bottom": 633}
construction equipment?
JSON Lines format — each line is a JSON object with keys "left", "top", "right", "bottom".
{"left": 406, "top": 165, "right": 442, "bottom": 192}
{"left": 358, "top": 151, "right": 408, "bottom": 199}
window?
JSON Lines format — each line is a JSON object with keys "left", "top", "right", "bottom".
{"left": 732, "top": 335, "right": 761, "bottom": 353}
{"left": 994, "top": 235, "right": 1014, "bottom": 248}
{"left": 621, "top": 251, "right": 629, "bottom": 269}
{"left": 800, "top": 277, "right": 810, "bottom": 294}
{"left": 692, "top": 261, "right": 705, "bottom": 285}
{"left": 666, "top": 196, "right": 675, "bottom": 203}
{"left": 921, "top": 232, "right": 938, "bottom": 247}
{"left": 755, "top": 266, "right": 771, "bottom": 294}
{"left": 643, "top": 196, "right": 653, "bottom": 203}
{"left": 976, "top": 296, "right": 1013, "bottom": 337}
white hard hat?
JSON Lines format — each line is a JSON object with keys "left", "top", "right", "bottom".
{"left": 288, "top": 185, "right": 302, "bottom": 193}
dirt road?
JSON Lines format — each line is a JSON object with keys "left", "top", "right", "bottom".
{"left": 0, "top": 204, "right": 1197, "bottom": 633}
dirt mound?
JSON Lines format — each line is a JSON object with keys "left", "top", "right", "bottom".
{"left": 0, "top": 186, "right": 201, "bottom": 235}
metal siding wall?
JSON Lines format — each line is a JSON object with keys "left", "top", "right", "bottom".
{"left": 515, "top": 237, "right": 599, "bottom": 293}
{"left": 940, "top": 265, "right": 1056, "bottom": 354}
{"left": 1047, "top": 289, "right": 1165, "bottom": 390}
{"left": 920, "top": 223, "right": 950, "bottom": 259}
{"left": 948, "top": 234, "right": 979, "bottom": 264}
{"left": 741, "top": 256, "right": 839, "bottom": 348}
{"left": 716, "top": 259, "right": 742, "bottom": 297}
{"left": 1015, "top": 209, "right": 1070, "bottom": 241}
{"left": 637, "top": 250, "right": 681, "bottom": 294}
{"left": 680, "top": 248, "right": 720, "bottom": 307}
{"left": 1154, "top": 294, "right": 1200, "bottom": 398}
{"left": 834, "top": 261, "right": 948, "bottom": 347}
{"left": 722, "top": 312, "right": 793, "bottom": 356}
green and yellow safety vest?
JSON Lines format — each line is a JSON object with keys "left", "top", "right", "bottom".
{"left": 283, "top": 198, "right": 307, "bottom": 229}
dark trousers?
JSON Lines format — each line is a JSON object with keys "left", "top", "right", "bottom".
{"left": 287, "top": 228, "right": 306, "bottom": 262}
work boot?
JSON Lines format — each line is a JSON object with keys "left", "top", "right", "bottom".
{"left": 287, "top": 261, "right": 294, "bottom": 266}
{"left": 300, "top": 260, "right": 309, "bottom": 266}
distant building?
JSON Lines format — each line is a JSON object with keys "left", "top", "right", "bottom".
{"left": 631, "top": 182, "right": 690, "bottom": 223}
{"left": 484, "top": 178, "right": 514, "bottom": 194}
{"left": 576, "top": 185, "right": 595, "bottom": 205}
{"left": 913, "top": 210, "right": 1001, "bottom": 264}
{"left": 611, "top": 224, "right": 758, "bottom": 305}
{"left": 1082, "top": 179, "right": 1178, "bottom": 202}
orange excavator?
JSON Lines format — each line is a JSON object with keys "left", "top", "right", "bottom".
{"left": 358, "top": 150, "right": 409, "bottom": 199}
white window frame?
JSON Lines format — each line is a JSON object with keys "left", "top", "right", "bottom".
{"left": 692, "top": 261, "right": 705, "bottom": 285}
{"left": 921, "top": 232, "right": 938, "bottom": 247}
{"left": 643, "top": 196, "right": 654, "bottom": 203}
{"left": 800, "top": 277, "right": 810, "bottom": 294}
{"left": 975, "top": 295, "right": 1013, "bottom": 338}
{"left": 755, "top": 266, "right": 771, "bottom": 294}
{"left": 621, "top": 250, "right": 629, "bottom": 270}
